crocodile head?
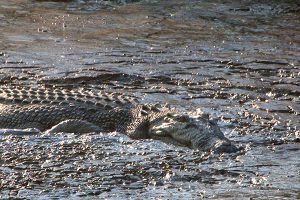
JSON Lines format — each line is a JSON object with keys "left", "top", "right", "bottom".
{"left": 148, "top": 110, "right": 238, "bottom": 153}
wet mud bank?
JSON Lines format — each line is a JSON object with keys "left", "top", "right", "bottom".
{"left": 0, "top": 0, "right": 299, "bottom": 199}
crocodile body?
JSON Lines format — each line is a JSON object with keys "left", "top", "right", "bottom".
{"left": 0, "top": 85, "right": 237, "bottom": 153}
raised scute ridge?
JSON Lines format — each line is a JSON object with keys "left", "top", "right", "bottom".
{"left": 0, "top": 85, "right": 139, "bottom": 108}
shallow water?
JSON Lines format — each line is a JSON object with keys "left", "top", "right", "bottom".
{"left": 0, "top": 0, "right": 299, "bottom": 199}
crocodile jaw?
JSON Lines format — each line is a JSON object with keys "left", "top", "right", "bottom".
{"left": 148, "top": 111, "right": 238, "bottom": 153}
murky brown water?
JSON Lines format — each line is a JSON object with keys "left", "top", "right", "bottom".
{"left": 0, "top": 0, "right": 299, "bottom": 199}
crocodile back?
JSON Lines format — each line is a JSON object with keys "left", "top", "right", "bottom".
{"left": 0, "top": 85, "right": 139, "bottom": 109}
{"left": 0, "top": 85, "right": 138, "bottom": 131}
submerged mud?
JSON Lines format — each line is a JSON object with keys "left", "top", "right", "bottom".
{"left": 0, "top": 0, "right": 299, "bottom": 199}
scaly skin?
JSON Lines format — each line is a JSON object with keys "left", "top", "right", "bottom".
{"left": 0, "top": 85, "right": 237, "bottom": 153}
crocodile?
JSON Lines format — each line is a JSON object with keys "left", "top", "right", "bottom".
{"left": 0, "top": 85, "right": 238, "bottom": 153}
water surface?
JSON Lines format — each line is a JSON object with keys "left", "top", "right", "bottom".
{"left": 0, "top": 0, "right": 299, "bottom": 199}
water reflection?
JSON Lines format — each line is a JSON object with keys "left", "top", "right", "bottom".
{"left": 33, "top": 0, "right": 143, "bottom": 11}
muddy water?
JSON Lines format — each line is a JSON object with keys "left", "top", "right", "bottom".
{"left": 0, "top": 0, "right": 299, "bottom": 199}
